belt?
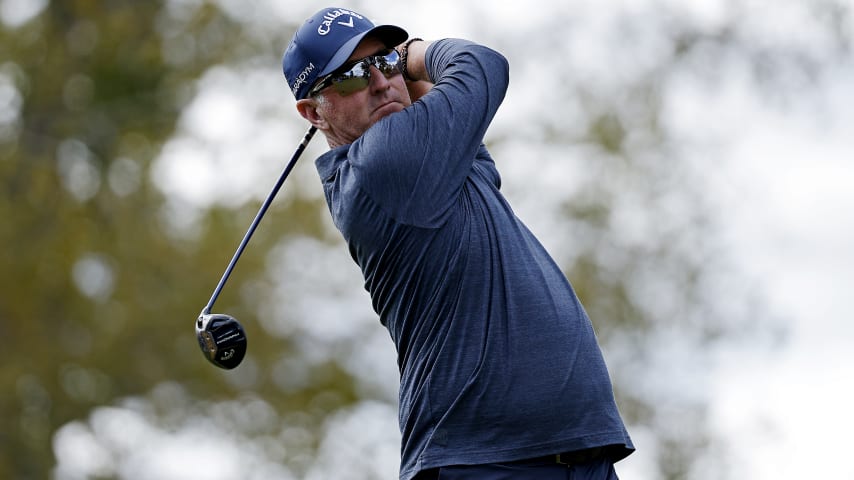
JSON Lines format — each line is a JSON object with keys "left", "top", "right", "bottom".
{"left": 524, "top": 446, "right": 608, "bottom": 466}
{"left": 555, "top": 446, "right": 606, "bottom": 465}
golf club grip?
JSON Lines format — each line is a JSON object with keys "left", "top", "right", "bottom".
{"left": 201, "top": 126, "right": 318, "bottom": 315}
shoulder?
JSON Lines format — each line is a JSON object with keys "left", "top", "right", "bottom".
{"left": 315, "top": 145, "right": 351, "bottom": 182}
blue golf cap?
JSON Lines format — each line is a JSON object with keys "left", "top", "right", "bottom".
{"left": 283, "top": 7, "right": 408, "bottom": 100}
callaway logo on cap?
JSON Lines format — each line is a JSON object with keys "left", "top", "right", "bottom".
{"left": 282, "top": 7, "right": 408, "bottom": 100}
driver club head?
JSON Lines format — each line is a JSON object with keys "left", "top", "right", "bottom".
{"left": 196, "top": 313, "right": 247, "bottom": 369}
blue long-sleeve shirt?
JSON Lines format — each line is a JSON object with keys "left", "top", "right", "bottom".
{"left": 314, "top": 38, "right": 633, "bottom": 480}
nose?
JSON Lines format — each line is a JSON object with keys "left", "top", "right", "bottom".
{"left": 368, "top": 65, "right": 392, "bottom": 94}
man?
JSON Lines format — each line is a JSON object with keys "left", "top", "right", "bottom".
{"left": 282, "top": 7, "right": 634, "bottom": 480}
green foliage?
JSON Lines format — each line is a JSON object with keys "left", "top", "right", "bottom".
{"left": 0, "top": 1, "right": 315, "bottom": 476}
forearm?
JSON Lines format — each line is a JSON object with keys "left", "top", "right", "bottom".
{"left": 398, "top": 39, "right": 433, "bottom": 101}
{"left": 388, "top": 38, "right": 509, "bottom": 165}
{"left": 401, "top": 39, "right": 431, "bottom": 82}
{"left": 404, "top": 38, "right": 509, "bottom": 118}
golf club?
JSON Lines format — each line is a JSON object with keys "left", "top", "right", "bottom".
{"left": 196, "top": 125, "right": 317, "bottom": 369}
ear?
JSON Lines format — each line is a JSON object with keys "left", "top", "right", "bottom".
{"left": 296, "top": 99, "right": 328, "bottom": 129}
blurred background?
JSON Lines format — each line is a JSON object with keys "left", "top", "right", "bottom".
{"left": 1, "top": 0, "right": 852, "bottom": 479}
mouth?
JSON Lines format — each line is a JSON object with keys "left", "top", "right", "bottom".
{"left": 372, "top": 100, "right": 403, "bottom": 118}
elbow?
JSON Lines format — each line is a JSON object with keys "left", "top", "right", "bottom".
{"left": 471, "top": 44, "right": 510, "bottom": 92}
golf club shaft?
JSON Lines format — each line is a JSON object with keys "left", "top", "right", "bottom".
{"left": 201, "top": 125, "right": 317, "bottom": 315}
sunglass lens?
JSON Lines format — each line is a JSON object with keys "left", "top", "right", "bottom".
{"left": 377, "top": 50, "right": 400, "bottom": 75}
{"left": 326, "top": 51, "right": 401, "bottom": 96}
{"left": 331, "top": 64, "right": 370, "bottom": 96}
{"left": 333, "top": 76, "right": 370, "bottom": 96}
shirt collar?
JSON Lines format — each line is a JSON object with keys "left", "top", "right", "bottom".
{"left": 314, "top": 144, "right": 350, "bottom": 182}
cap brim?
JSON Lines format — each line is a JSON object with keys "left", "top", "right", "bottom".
{"left": 319, "top": 25, "right": 409, "bottom": 76}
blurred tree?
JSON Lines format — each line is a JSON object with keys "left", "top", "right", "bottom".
{"left": 1, "top": 1, "right": 850, "bottom": 479}
{"left": 0, "top": 1, "right": 328, "bottom": 477}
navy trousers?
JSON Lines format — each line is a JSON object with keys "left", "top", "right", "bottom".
{"left": 413, "top": 457, "right": 620, "bottom": 480}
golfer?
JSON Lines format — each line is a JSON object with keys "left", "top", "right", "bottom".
{"left": 283, "top": 7, "right": 634, "bottom": 479}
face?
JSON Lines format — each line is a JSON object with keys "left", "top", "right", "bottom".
{"left": 297, "top": 37, "right": 412, "bottom": 148}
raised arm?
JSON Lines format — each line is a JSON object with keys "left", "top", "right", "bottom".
{"left": 352, "top": 39, "right": 510, "bottom": 227}
{"left": 398, "top": 39, "right": 433, "bottom": 101}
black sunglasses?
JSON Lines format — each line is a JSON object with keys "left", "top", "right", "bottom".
{"left": 309, "top": 49, "right": 401, "bottom": 97}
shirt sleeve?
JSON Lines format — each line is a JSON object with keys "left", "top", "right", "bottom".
{"left": 349, "top": 39, "right": 510, "bottom": 228}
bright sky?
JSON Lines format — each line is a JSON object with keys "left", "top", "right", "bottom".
{"left": 700, "top": 67, "right": 854, "bottom": 479}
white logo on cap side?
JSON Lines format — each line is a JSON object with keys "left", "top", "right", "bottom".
{"left": 317, "top": 8, "right": 364, "bottom": 35}
{"left": 292, "top": 62, "right": 315, "bottom": 96}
